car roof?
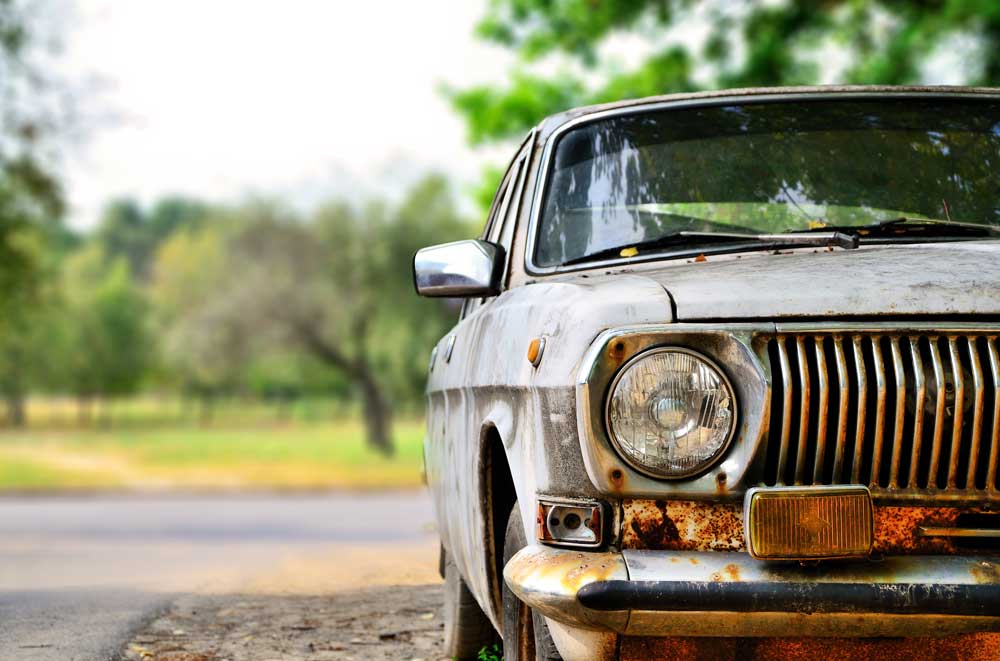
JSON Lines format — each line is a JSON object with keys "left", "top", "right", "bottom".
{"left": 534, "top": 85, "right": 1000, "bottom": 140}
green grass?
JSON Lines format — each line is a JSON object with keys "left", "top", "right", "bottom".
{"left": 0, "top": 417, "right": 426, "bottom": 491}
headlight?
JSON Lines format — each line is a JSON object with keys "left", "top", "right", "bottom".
{"left": 606, "top": 347, "right": 736, "bottom": 479}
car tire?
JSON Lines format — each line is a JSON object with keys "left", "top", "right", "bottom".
{"left": 443, "top": 550, "right": 499, "bottom": 660}
{"left": 502, "top": 502, "right": 563, "bottom": 661}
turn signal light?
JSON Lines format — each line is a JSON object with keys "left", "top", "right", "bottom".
{"left": 744, "top": 486, "right": 873, "bottom": 561}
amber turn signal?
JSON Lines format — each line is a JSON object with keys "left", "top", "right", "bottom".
{"left": 744, "top": 486, "right": 873, "bottom": 561}
{"left": 527, "top": 337, "right": 545, "bottom": 367}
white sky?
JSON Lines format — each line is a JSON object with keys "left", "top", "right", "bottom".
{"left": 58, "top": 0, "right": 513, "bottom": 229}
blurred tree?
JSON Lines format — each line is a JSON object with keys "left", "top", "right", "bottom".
{"left": 61, "top": 245, "right": 152, "bottom": 423}
{"left": 97, "top": 196, "right": 209, "bottom": 281}
{"left": 151, "top": 176, "right": 470, "bottom": 453}
{"left": 452, "top": 0, "right": 1000, "bottom": 145}
{"left": 0, "top": 1, "right": 72, "bottom": 423}
{"left": 151, "top": 220, "right": 247, "bottom": 421}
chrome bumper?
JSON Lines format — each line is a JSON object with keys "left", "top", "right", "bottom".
{"left": 503, "top": 546, "right": 1000, "bottom": 637}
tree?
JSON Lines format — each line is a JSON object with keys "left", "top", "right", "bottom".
{"left": 0, "top": 1, "right": 72, "bottom": 424}
{"left": 151, "top": 221, "right": 255, "bottom": 419}
{"left": 61, "top": 245, "right": 152, "bottom": 422}
{"left": 451, "top": 1, "right": 1000, "bottom": 145}
{"left": 97, "top": 196, "right": 210, "bottom": 281}
{"left": 151, "top": 176, "right": 470, "bottom": 453}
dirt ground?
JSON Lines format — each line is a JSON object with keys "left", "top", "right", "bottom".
{"left": 121, "top": 540, "right": 455, "bottom": 661}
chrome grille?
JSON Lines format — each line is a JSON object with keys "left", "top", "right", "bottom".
{"left": 763, "top": 332, "right": 1000, "bottom": 502}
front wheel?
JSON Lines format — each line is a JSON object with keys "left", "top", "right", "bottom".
{"left": 443, "top": 549, "right": 499, "bottom": 659}
{"left": 502, "top": 502, "right": 562, "bottom": 661}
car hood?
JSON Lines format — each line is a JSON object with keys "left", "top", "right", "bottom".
{"left": 629, "top": 241, "right": 1000, "bottom": 320}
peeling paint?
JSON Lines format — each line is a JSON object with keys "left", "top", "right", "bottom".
{"left": 622, "top": 500, "right": 744, "bottom": 551}
{"left": 623, "top": 499, "right": 998, "bottom": 555}
{"left": 620, "top": 633, "right": 1000, "bottom": 661}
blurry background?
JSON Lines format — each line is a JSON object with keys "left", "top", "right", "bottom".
{"left": 1, "top": 0, "right": 999, "bottom": 492}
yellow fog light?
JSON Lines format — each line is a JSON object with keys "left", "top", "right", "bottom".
{"left": 744, "top": 486, "right": 873, "bottom": 561}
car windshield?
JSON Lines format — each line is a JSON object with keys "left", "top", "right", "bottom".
{"left": 535, "top": 98, "right": 1000, "bottom": 267}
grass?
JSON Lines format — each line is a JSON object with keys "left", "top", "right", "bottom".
{"left": 478, "top": 644, "right": 503, "bottom": 661}
{"left": 0, "top": 413, "right": 427, "bottom": 492}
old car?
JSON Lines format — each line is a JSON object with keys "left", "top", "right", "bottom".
{"left": 413, "top": 86, "right": 1000, "bottom": 660}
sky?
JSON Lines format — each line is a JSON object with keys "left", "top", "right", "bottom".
{"left": 57, "top": 0, "right": 513, "bottom": 229}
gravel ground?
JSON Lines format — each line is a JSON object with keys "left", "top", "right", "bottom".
{"left": 121, "top": 585, "right": 449, "bottom": 661}
{"left": 118, "top": 540, "right": 459, "bottom": 661}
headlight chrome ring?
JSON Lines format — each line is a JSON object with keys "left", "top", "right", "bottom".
{"left": 604, "top": 346, "right": 737, "bottom": 480}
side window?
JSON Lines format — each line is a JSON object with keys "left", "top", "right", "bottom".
{"left": 460, "top": 170, "right": 515, "bottom": 320}
{"left": 459, "top": 132, "right": 535, "bottom": 320}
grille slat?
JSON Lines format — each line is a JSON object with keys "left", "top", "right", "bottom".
{"left": 765, "top": 331, "right": 1000, "bottom": 502}
{"left": 927, "top": 339, "right": 947, "bottom": 486}
{"left": 967, "top": 340, "right": 985, "bottom": 490}
{"left": 794, "top": 337, "right": 811, "bottom": 485}
{"left": 813, "top": 337, "right": 830, "bottom": 484}
{"left": 775, "top": 336, "right": 793, "bottom": 482}
{"left": 870, "top": 338, "right": 888, "bottom": 488}
{"left": 908, "top": 338, "right": 927, "bottom": 488}
{"left": 946, "top": 337, "right": 966, "bottom": 489}
{"left": 850, "top": 335, "right": 867, "bottom": 483}
{"left": 889, "top": 337, "right": 906, "bottom": 488}
{"left": 987, "top": 339, "right": 1000, "bottom": 492}
{"left": 832, "top": 337, "right": 850, "bottom": 482}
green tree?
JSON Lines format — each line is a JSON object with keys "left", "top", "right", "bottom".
{"left": 151, "top": 220, "right": 253, "bottom": 420}
{"left": 0, "top": 1, "right": 73, "bottom": 424}
{"left": 61, "top": 245, "right": 152, "bottom": 422}
{"left": 451, "top": 1, "right": 1000, "bottom": 145}
{"left": 97, "top": 196, "right": 209, "bottom": 281}
{"left": 150, "top": 176, "right": 470, "bottom": 453}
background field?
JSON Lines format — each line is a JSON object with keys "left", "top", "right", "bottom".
{"left": 0, "top": 399, "right": 425, "bottom": 491}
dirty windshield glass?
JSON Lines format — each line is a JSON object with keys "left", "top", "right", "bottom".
{"left": 535, "top": 98, "right": 1000, "bottom": 267}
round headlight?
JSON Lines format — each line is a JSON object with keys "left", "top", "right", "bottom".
{"left": 606, "top": 347, "right": 736, "bottom": 479}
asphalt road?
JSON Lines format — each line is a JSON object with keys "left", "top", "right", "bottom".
{"left": 0, "top": 492, "right": 436, "bottom": 661}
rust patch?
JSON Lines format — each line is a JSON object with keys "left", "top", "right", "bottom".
{"left": 707, "top": 564, "right": 740, "bottom": 583}
{"left": 622, "top": 500, "right": 989, "bottom": 555}
{"left": 621, "top": 633, "right": 1000, "bottom": 661}
{"left": 622, "top": 500, "right": 744, "bottom": 551}
{"left": 971, "top": 560, "right": 1000, "bottom": 584}
{"left": 609, "top": 468, "right": 625, "bottom": 491}
{"left": 872, "top": 506, "right": 960, "bottom": 555}
{"left": 608, "top": 340, "right": 627, "bottom": 363}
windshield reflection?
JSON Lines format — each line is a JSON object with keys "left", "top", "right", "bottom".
{"left": 537, "top": 99, "right": 1000, "bottom": 267}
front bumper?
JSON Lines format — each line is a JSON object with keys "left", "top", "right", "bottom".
{"left": 504, "top": 545, "right": 1000, "bottom": 637}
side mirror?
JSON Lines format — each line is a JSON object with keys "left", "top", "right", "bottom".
{"left": 413, "top": 240, "right": 505, "bottom": 298}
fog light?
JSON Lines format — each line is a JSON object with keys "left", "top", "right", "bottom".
{"left": 744, "top": 486, "right": 873, "bottom": 561}
{"left": 537, "top": 499, "right": 603, "bottom": 548}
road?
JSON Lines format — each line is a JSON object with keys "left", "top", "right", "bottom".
{"left": 0, "top": 492, "right": 438, "bottom": 661}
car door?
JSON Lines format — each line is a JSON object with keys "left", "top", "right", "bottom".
{"left": 425, "top": 136, "right": 533, "bottom": 623}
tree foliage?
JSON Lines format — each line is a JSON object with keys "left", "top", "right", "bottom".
{"left": 452, "top": 0, "right": 1000, "bottom": 145}
{"left": 150, "top": 175, "right": 471, "bottom": 452}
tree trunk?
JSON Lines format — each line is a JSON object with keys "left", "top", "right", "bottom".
{"left": 77, "top": 395, "right": 92, "bottom": 427}
{"left": 291, "top": 320, "right": 394, "bottom": 455}
{"left": 358, "top": 368, "right": 393, "bottom": 456}
{"left": 4, "top": 392, "right": 25, "bottom": 427}
{"left": 199, "top": 392, "right": 215, "bottom": 426}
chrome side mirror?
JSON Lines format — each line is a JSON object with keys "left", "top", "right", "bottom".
{"left": 413, "top": 240, "right": 505, "bottom": 298}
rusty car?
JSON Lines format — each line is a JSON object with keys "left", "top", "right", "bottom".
{"left": 413, "top": 86, "right": 1000, "bottom": 660}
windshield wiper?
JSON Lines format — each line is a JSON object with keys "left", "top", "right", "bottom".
{"left": 563, "top": 230, "right": 858, "bottom": 266}
{"left": 800, "top": 216, "right": 1000, "bottom": 239}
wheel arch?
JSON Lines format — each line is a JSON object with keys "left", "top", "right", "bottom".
{"left": 479, "top": 423, "right": 518, "bottom": 627}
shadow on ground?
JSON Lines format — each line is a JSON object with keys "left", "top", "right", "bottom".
{"left": 122, "top": 584, "right": 447, "bottom": 661}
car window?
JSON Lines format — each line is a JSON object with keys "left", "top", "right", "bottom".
{"left": 460, "top": 168, "right": 517, "bottom": 320}
{"left": 497, "top": 144, "right": 532, "bottom": 283}
{"left": 535, "top": 98, "right": 1000, "bottom": 268}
